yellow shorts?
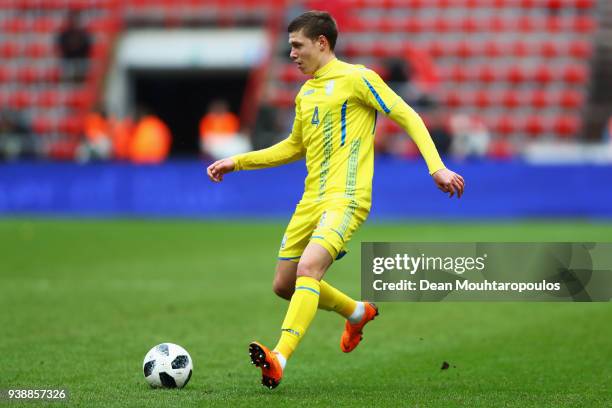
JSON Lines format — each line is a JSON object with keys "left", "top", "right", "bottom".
{"left": 278, "top": 199, "right": 370, "bottom": 262}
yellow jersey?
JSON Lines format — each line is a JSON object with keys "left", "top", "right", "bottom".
{"left": 233, "top": 58, "right": 445, "bottom": 208}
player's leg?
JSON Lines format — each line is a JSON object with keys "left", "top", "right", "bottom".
{"left": 273, "top": 260, "right": 357, "bottom": 318}
{"left": 250, "top": 242, "right": 332, "bottom": 389}
{"left": 250, "top": 202, "right": 318, "bottom": 389}
{"left": 272, "top": 260, "right": 298, "bottom": 300}
{"left": 310, "top": 202, "right": 379, "bottom": 353}
{"left": 273, "top": 201, "right": 356, "bottom": 310}
{"left": 272, "top": 241, "right": 332, "bottom": 366}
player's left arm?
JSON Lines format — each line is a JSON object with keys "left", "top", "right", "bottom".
{"left": 355, "top": 69, "right": 465, "bottom": 198}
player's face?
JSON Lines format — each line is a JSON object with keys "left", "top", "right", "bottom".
{"left": 289, "top": 30, "right": 322, "bottom": 75}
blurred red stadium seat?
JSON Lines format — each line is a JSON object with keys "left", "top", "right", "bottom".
{"left": 25, "top": 42, "right": 50, "bottom": 59}
{"left": 427, "top": 41, "right": 447, "bottom": 58}
{"left": 534, "top": 66, "right": 554, "bottom": 84}
{"left": 37, "top": 90, "right": 61, "bottom": 108}
{"left": 40, "top": 66, "right": 61, "bottom": 83}
{"left": 343, "top": 42, "right": 358, "bottom": 58}
{"left": 3, "top": 17, "right": 28, "bottom": 33}
{"left": 477, "top": 65, "right": 497, "bottom": 83}
{"left": 67, "top": 90, "right": 93, "bottom": 110}
{"left": 92, "top": 42, "right": 110, "bottom": 60}
{"left": 456, "top": 41, "right": 476, "bottom": 58}
{"left": 489, "top": 16, "right": 506, "bottom": 32}
{"left": 0, "top": 66, "right": 12, "bottom": 83}
{"left": 530, "top": 90, "right": 549, "bottom": 109}
{"left": 511, "top": 41, "right": 530, "bottom": 57}
{"left": 517, "top": 16, "right": 534, "bottom": 32}
{"left": 576, "top": 0, "right": 595, "bottom": 10}
{"left": 17, "top": 66, "right": 38, "bottom": 84}
{"left": 474, "top": 90, "right": 492, "bottom": 108}
{"left": 443, "top": 90, "right": 463, "bottom": 108}
{"left": 88, "top": 18, "right": 120, "bottom": 32}
{"left": 382, "top": 119, "right": 401, "bottom": 134}
{"left": 378, "top": 18, "right": 398, "bottom": 33}
{"left": 545, "top": 16, "right": 563, "bottom": 32}
{"left": 9, "top": 91, "right": 33, "bottom": 110}
{"left": 433, "top": 17, "right": 453, "bottom": 33}
{"left": 0, "top": 41, "right": 20, "bottom": 59}
{"left": 554, "top": 116, "right": 580, "bottom": 138}
{"left": 540, "top": 41, "right": 559, "bottom": 58}
{"left": 279, "top": 64, "right": 302, "bottom": 83}
{"left": 525, "top": 116, "right": 545, "bottom": 137}
{"left": 494, "top": 115, "right": 517, "bottom": 136}
{"left": 449, "top": 66, "right": 470, "bottom": 82}
{"left": 507, "top": 66, "right": 526, "bottom": 84}
{"left": 569, "top": 41, "right": 592, "bottom": 58}
{"left": 501, "top": 91, "right": 521, "bottom": 109}
{"left": 48, "top": 139, "right": 79, "bottom": 160}
{"left": 33, "top": 116, "right": 55, "bottom": 135}
{"left": 559, "top": 90, "right": 583, "bottom": 109}
{"left": 460, "top": 17, "right": 479, "bottom": 33}
{"left": 573, "top": 16, "right": 596, "bottom": 33}
{"left": 33, "top": 16, "right": 60, "bottom": 33}
{"left": 59, "top": 116, "right": 84, "bottom": 137}
{"left": 483, "top": 41, "right": 503, "bottom": 58}
{"left": 270, "top": 89, "right": 294, "bottom": 107}
{"left": 562, "top": 65, "right": 587, "bottom": 84}
{"left": 402, "top": 19, "right": 424, "bottom": 33}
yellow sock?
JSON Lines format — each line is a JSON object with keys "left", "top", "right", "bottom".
{"left": 318, "top": 280, "right": 357, "bottom": 318}
{"left": 274, "top": 276, "right": 320, "bottom": 360}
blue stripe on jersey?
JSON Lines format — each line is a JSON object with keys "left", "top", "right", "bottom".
{"left": 372, "top": 111, "right": 378, "bottom": 134}
{"left": 340, "top": 100, "right": 348, "bottom": 146}
{"left": 330, "top": 228, "right": 344, "bottom": 240}
{"left": 362, "top": 77, "right": 390, "bottom": 114}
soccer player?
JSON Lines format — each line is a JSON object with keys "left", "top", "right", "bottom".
{"left": 207, "top": 11, "right": 465, "bottom": 389}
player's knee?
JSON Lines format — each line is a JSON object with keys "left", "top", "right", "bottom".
{"left": 272, "top": 280, "right": 294, "bottom": 300}
{"left": 296, "top": 259, "right": 324, "bottom": 279}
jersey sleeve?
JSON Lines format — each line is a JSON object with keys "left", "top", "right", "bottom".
{"left": 353, "top": 68, "right": 402, "bottom": 115}
{"left": 354, "top": 68, "right": 445, "bottom": 175}
{"left": 232, "top": 94, "right": 305, "bottom": 171}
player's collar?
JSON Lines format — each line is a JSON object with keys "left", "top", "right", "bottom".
{"left": 313, "top": 58, "right": 339, "bottom": 79}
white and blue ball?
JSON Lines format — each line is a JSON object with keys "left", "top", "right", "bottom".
{"left": 143, "top": 343, "right": 193, "bottom": 388}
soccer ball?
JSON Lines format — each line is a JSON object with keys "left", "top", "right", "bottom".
{"left": 143, "top": 343, "right": 193, "bottom": 388}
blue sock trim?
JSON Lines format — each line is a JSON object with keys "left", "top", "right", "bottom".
{"left": 281, "top": 328, "right": 300, "bottom": 337}
{"left": 295, "top": 286, "right": 320, "bottom": 296}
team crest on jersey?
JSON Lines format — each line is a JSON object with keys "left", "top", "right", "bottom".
{"left": 325, "top": 80, "right": 335, "bottom": 95}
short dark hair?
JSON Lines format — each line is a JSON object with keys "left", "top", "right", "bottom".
{"left": 287, "top": 11, "right": 338, "bottom": 51}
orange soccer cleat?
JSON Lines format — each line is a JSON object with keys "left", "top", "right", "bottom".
{"left": 248, "top": 341, "right": 283, "bottom": 389}
{"left": 340, "top": 302, "right": 379, "bottom": 353}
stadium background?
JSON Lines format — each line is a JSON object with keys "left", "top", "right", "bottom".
{"left": 1, "top": 0, "right": 611, "bottom": 406}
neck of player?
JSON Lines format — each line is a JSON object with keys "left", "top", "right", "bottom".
{"left": 313, "top": 53, "right": 336, "bottom": 75}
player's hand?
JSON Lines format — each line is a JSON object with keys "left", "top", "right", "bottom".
{"left": 206, "top": 158, "right": 235, "bottom": 182}
{"left": 432, "top": 168, "right": 465, "bottom": 199}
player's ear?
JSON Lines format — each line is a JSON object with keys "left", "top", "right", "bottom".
{"left": 317, "top": 35, "right": 327, "bottom": 51}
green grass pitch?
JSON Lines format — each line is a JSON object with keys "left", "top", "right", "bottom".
{"left": 1, "top": 219, "right": 611, "bottom": 407}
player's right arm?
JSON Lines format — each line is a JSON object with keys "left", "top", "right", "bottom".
{"left": 207, "top": 95, "right": 305, "bottom": 183}
{"left": 353, "top": 68, "right": 465, "bottom": 198}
